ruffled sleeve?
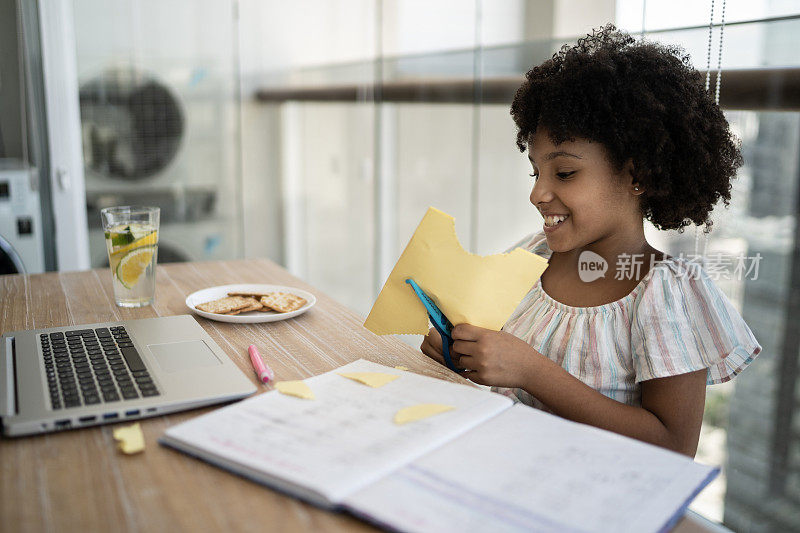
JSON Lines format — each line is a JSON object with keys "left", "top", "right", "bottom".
{"left": 493, "top": 232, "right": 551, "bottom": 403}
{"left": 502, "top": 231, "right": 552, "bottom": 259}
{"left": 630, "top": 260, "right": 761, "bottom": 385}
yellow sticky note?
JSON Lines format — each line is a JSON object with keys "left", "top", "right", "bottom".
{"left": 394, "top": 404, "right": 455, "bottom": 425}
{"left": 364, "top": 207, "right": 548, "bottom": 335}
{"left": 338, "top": 372, "right": 400, "bottom": 388}
{"left": 394, "top": 366, "right": 410, "bottom": 371}
{"left": 112, "top": 422, "right": 145, "bottom": 454}
{"left": 276, "top": 380, "right": 315, "bottom": 400}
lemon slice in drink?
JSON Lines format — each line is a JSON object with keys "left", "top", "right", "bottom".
{"left": 110, "top": 230, "right": 158, "bottom": 271}
{"left": 116, "top": 245, "right": 157, "bottom": 289}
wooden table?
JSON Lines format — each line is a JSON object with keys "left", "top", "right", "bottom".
{"left": 0, "top": 260, "right": 716, "bottom": 533}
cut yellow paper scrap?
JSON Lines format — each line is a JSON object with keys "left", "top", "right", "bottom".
{"left": 364, "top": 207, "right": 548, "bottom": 335}
{"left": 394, "top": 404, "right": 455, "bottom": 425}
{"left": 112, "top": 422, "right": 145, "bottom": 454}
{"left": 338, "top": 372, "right": 400, "bottom": 388}
{"left": 394, "top": 366, "right": 410, "bottom": 371}
{"left": 276, "top": 380, "right": 315, "bottom": 400}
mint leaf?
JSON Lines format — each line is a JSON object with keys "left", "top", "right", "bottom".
{"left": 111, "top": 231, "right": 135, "bottom": 247}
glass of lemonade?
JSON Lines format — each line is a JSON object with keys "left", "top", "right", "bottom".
{"left": 100, "top": 206, "right": 160, "bottom": 307}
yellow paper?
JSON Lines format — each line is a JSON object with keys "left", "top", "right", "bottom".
{"left": 394, "top": 366, "right": 410, "bottom": 371}
{"left": 276, "top": 380, "right": 315, "bottom": 400}
{"left": 394, "top": 404, "right": 455, "bottom": 425}
{"left": 112, "top": 422, "right": 145, "bottom": 454}
{"left": 338, "top": 372, "right": 400, "bottom": 388}
{"left": 364, "top": 207, "right": 548, "bottom": 335}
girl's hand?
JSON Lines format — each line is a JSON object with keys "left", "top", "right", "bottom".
{"left": 420, "top": 327, "right": 446, "bottom": 365}
{"left": 451, "top": 324, "right": 537, "bottom": 388}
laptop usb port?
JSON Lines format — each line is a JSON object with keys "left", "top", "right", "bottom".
{"left": 79, "top": 415, "right": 96, "bottom": 423}
{"left": 103, "top": 413, "right": 118, "bottom": 420}
{"left": 54, "top": 419, "right": 71, "bottom": 428}
{"left": 125, "top": 409, "right": 140, "bottom": 417}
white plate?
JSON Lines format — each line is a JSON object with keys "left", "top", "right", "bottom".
{"left": 186, "top": 284, "right": 316, "bottom": 324}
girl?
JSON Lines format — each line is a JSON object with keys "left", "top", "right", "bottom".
{"left": 420, "top": 25, "right": 761, "bottom": 457}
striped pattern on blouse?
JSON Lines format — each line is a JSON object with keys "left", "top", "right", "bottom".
{"left": 495, "top": 232, "right": 762, "bottom": 409}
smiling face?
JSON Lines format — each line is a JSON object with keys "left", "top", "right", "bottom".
{"left": 528, "top": 128, "right": 643, "bottom": 254}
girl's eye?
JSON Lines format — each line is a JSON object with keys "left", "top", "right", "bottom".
{"left": 530, "top": 171, "right": 574, "bottom": 181}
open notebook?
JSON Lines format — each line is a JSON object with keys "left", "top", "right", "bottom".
{"left": 160, "top": 359, "right": 718, "bottom": 533}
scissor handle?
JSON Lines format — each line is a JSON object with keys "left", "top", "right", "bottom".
{"left": 438, "top": 328, "right": 465, "bottom": 373}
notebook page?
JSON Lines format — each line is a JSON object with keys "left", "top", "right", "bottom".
{"left": 345, "top": 404, "right": 718, "bottom": 533}
{"left": 161, "top": 359, "right": 512, "bottom": 506}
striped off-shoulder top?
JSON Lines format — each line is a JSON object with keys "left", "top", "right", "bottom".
{"left": 494, "top": 232, "right": 762, "bottom": 409}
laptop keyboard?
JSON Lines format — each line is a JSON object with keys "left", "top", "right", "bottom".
{"left": 40, "top": 326, "right": 160, "bottom": 410}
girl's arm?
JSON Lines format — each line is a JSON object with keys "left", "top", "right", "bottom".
{"left": 517, "top": 352, "right": 706, "bottom": 457}
{"left": 424, "top": 325, "right": 706, "bottom": 457}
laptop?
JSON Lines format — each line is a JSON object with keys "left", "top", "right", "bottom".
{"left": 1, "top": 315, "right": 257, "bottom": 437}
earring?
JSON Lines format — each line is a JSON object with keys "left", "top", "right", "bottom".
{"left": 634, "top": 186, "right": 640, "bottom": 191}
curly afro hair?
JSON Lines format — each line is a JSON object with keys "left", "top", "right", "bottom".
{"left": 510, "top": 24, "right": 743, "bottom": 232}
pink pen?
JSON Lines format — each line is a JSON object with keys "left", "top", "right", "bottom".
{"left": 248, "top": 344, "right": 274, "bottom": 384}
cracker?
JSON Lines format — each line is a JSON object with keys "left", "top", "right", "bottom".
{"left": 260, "top": 292, "right": 307, "bottom": 313}
{"left": 225, "top": 302, "right": 264, "bottom": 315}
{"left": 197, "top": 296, "right": 258, "bottom": 315}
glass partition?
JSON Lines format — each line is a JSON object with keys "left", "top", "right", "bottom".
{"left": 71, "top": 0, "right": 243, "bottom": 267}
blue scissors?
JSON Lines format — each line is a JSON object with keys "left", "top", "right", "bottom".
{"left": 405, "top": 278, "right": 465, "bottom": 373}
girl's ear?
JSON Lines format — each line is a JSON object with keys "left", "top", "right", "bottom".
{"left": 624, "top": 159, "right": 644, "bottom": 195}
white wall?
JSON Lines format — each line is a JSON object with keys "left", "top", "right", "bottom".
{"left": 616, "top": 0, "right": 799, "bottom": 33}
{"left": 238, "top": 0, "right": 377, "bottom": 82}
{"left": 554, "top": 0, "right": 616, "bottom": 38}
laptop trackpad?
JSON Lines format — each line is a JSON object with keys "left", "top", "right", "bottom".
{"left": 148, "top": 341, "right": 222, "bottom": 373}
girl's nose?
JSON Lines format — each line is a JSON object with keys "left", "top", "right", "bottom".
{"left": 530, "top": 180, "right": 554, "bottom": 206}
